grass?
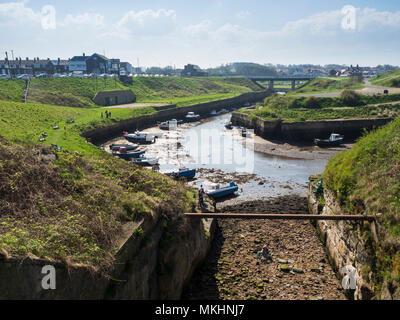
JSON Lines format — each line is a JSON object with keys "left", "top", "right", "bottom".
{"left": 371, "top": 69, "right": 400, "bottom": 88}
{"left": 323, "top": 117, "right": 400, "bottom": 289}
{"left": 0, "top": 79, "right": 25, "bottom": 102}
{"left": 25, "top": 77, "right": 261, "bottom": 108}
{"left": 239, "top": 91, "right": 400, "bottom": 122}
{"left": 28, "top": 78, "right": 127, "bottom": 107}
{"left": 0, "top": 100, "right": 156, "bottom": 154}
{"left": 0, "top": 137, "right": 196, "bottom": 270}
{"left": 290, "top": 77, "right": 364, "bottom": 95}
{"left": 0, "top": 99, "right": 198, "bottom": 270}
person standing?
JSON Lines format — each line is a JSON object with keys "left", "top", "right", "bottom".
{"left": 198, "top": 185, "right": 205, "bottom": 209}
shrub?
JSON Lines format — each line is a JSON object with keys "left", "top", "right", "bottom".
{"left": 340, "top": 90, "right": 362, "bottom": 107}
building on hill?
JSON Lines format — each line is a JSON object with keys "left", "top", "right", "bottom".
{"left": 69, "top": 54, "right": 88, "bottom": 73}
{"left": 85, "top": 53, "right": 109, "bottom": 74}
{"left": 181, "top": 64, "right": 208, "bottom": 77}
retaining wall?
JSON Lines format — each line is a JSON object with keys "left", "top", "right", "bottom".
{"left": 231, "top": 112, "right": 394, "bottom": 143}
{"left": 83, "top": 90, "right": 271, "bottom": 145}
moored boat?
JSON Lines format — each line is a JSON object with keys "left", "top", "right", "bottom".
{"left": 165, "top": 167, "right": 196, "bottom": 179}
{"left": 185, "top": 112, "right": 200, "bottom": 122}
{"left": 113, "top": 147, "right": 146, "bottom": 159}
{"left": 132, "top": 157, "right": 159, "bottom": 166}
{"left": 109, "top": 143, "right": 139, "bottom": 151}
{"left": 224, "top": 122, "right": 233, "bottom": 130}
{"left": 159, "top": 119, "right": 178, "bottom": 130}
{"left": 124, "top": 131, "right": 156, "bottom": 144}
{"left": 206, "top": 182, "right": 239, "bottom": 199}
{"left": 314, "top": 133, "right": 344, "bottom": 147}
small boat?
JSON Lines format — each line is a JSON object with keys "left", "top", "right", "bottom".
{"left": 210, "top": 110, "right": 218, "bottom": 116}
{"left": 185, "top": 112, "right": 200, "bottom": 122}
{"left": 159, "top": 119, "right": 178, "bottom": 130}
{"left": 113, "top": 147, "right": 146, "bottom": 159}
{"left": 165, "top": 167, "right": 196, "bottom": 179}
{"left": 314, "top": 133, "right": 344, "bottom": 147}
{"left": 241, "top": 128, "right": 248, "bottom": 137}
{"left": 124, "top": 131, "right": 155, "bottom": 144}
{"left": 109, "top": 143, "right": 139, "bottom": 151}
{"left": 132, "top": 157, "right": 159, "bottom": 166}
{"left": 224, "top": 122, "right": 233, "bottom": 130}
{"left": 206, "top": 182, "right": 239, "bottom": 199}
{"left": 218, "top": 108, "right": 229, "bottom": 114}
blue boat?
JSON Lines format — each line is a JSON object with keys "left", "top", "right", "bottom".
{"left": 224, "top": 122, "right": 233, "bottom": 129}
{"left": 206, "top": 182, "right": 239, "bottom": 199}
{"left": 165, "top": 167, "right": 196, "bottom": 179}
{"left": 114, "top": 148, "right": 145, "bottom": 159}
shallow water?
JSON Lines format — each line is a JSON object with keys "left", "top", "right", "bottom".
{"left": 105, "top": 113, "right": 329, "bottom": 201}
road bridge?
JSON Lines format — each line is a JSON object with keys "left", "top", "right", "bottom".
{"left": 247, "top": 75, "right": 315, "bottom": 91}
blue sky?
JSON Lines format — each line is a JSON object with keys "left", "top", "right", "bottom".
{"left": 1, "top": 0, "right": 400, "bottom": 68}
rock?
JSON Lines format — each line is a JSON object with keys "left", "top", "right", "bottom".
{"left": 278, "top": 259, "right": 288, "bottom": 264}
{"left": 293, "top": 267, "right": 304, "bottom": 274}
{"left": 280, "top": 265, "right": 291, "bottom": 272}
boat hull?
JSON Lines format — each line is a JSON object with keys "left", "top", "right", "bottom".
{"left": 314, "top": 139, "right": 343, "bottom": 147}
{"left": 114, "top": 150, "right": 145, "bottom": 159}
{"left": 206, "top": 186, "right": 239, "bottom": 199}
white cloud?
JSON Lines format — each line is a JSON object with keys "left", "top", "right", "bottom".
{"left": 357, "top": 8, "right": 400, "bottom": 30}
{"left": 116, "top": 9, "right": 176, "bottom": 36}
{"left": 0, "top": 1, "right": 41, "bottom": 26}
{"left": 62, "top": 13, "right": 105, "bottom": 27}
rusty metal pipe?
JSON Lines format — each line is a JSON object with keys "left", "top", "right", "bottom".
{"left": 184, "top": 213, "right": 377, "bottom": 221}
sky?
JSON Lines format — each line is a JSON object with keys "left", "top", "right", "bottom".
{"left": 0, "top": 0, "right": 400, "bottom": 68}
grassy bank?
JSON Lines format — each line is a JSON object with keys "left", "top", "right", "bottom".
{"left": 290, "top": 77, "right": 364, "bottom": 95}
{"left": 25, "top": 77, "right": 260, "bottom": 108}
{"left": 371, "top": 69, "right": 400, "bottom": 88}
{"left": 239, "top": 91, "right": 400, "bottom": 122}
{"left": 0, "top": 79, "right": 25, "bottom": 102}
{"left": 0, "top": 99, "right": 197, "bottom": 269}
{"left": 322, "top": 117, "right": 400, "bottom": 293}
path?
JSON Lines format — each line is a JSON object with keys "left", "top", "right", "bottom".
{"left": 297, "top": 78, "right": 400, "bottom": 98}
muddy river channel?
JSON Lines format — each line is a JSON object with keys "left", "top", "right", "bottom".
{"left": 104, "top": 113, "right": 348, "bottom": 300}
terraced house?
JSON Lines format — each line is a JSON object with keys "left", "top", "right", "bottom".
{"left": 0, "top": 57, "right": 68, "bottom": 76}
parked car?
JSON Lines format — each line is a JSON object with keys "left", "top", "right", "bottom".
{"left": 17, "top": 74, "right": 30, "bottom": 80}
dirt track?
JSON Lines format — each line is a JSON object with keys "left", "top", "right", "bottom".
{"left": 183, "top": 195, "right": 346, "bottom": 300}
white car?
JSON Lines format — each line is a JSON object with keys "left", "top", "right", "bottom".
{"left": 17, "top": 74, "right": 31, "bottom": 80}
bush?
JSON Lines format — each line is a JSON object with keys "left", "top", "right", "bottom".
{"left": 340, "top": 90, "right": 362, "bottom": 107}
{"left": 304, "top": 97, "right": 321, "bottom": 109}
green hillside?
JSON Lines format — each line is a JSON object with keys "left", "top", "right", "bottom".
{"left": 371, "top": 69, "right": 400, "bottom": 88}
{"left": 240, "top": 91, "right": 400, "bottom": 122}
{"left": 0, "top": 79, "right": 25, "bottom": 102}
{"left": 0, "top": 98, "right": 194, "bottom": 269}
{"left": 291, "top": 77, "right": 364, "bottom": 95}
{"left": 26, "top": 77, "right": 260, "bottom": 108}
{"left": 323, "top": 117, "right": 400, "bottom": 293}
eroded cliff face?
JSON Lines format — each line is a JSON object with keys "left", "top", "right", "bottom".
{"left": 0, "top": 214, "right": 215, "bottom": 300}
{"left": 307, "top": 177, "right": 397, "bottom": 300}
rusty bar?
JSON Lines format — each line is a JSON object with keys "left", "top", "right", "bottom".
{"left": 184, "top": 213, "right": 376, "bottom": 221}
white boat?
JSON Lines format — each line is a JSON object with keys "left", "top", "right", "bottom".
{"left": 124, "top": 131, "right": 155, "bottom": 144}
{"left": 159, "top": 119, "right": 178, "bottom": 131}
{"left": 210, "top": 110, "right": 218, "bottom": 116}
{"left": 218, "top": 108, "right": 229, "bottom": 114}
{"left": 132, "top": 157, "right": 159, "bottom": 166}
{"left": 185, "top": 112, "right": 200, "bottom": 122}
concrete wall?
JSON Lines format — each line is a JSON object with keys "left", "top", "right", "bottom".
{"left": 307, "top": 178, "right": 399, "bottom": 300}
{"left": 83, "top": 90, "right": 272, "bottom": 145}
{"left": 231, "top": 112, "right": 394, "bottom": 143}
{"left": 93, "top": 90, "right": 136, "bottom": 106}
{"left": 0, "top": 213, "right": 216, "bottom": 299}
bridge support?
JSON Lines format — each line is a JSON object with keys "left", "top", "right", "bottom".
{"left": 268, "top": 80, "right": 274, "bottom": 90}
{"left": 291, "top": 80, "right": 296, "bottom": 90}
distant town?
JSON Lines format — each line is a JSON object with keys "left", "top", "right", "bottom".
{"left": 0, "top": 51, "right": 398, "bottom": 80}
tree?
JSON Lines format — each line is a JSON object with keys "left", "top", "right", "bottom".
{"left": 340, "top": 90, "right": 361, "bottom": 107}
